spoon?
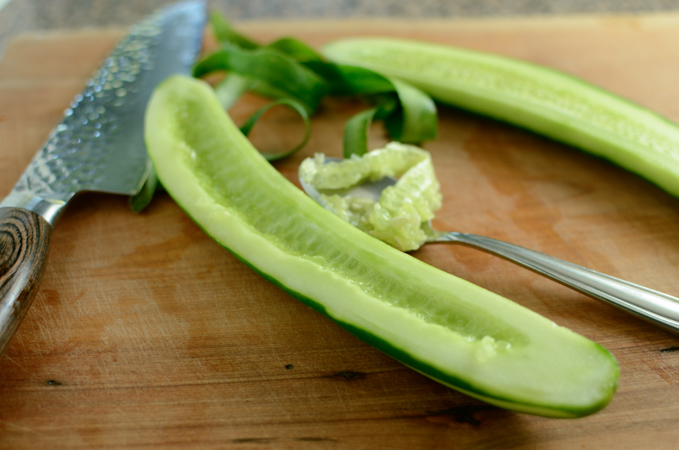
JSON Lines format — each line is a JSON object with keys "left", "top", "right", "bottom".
{"left": 299, "top": 157, "right": 679, "bottom": 335}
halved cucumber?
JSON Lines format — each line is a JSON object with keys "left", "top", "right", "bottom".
{"left": 322, "top": 38, "right": 679, "bottom": 198}
{"left": 144, "top": 75, "right": 618, "bottom": 418}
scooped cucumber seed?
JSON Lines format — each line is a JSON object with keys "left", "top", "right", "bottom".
{"left": 299, "top": 143, "right": 442, "bottom": 251}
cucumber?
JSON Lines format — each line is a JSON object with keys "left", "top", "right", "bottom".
{"left": 144, "top": 75, "right": 618, "bottom": 418}
{"left": 322, "top": 38, "right": 679, "bottom": 198}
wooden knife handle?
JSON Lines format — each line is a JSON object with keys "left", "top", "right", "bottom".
{"left": 0, "top": 207, "right": 51, "bottom": 355}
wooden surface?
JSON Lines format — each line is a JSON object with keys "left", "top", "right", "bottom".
{"left": 1, "top": 15, "right": 679, "bottom": 449}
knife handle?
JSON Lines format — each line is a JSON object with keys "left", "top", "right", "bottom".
{"left": 0, "top": 207, "right": 51, "bottom": 355}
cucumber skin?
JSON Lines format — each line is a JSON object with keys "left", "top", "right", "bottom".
{"left": 322, "top": 38, "right": 679, "bottom": 198}
{"left": 145, "top": 75, "right": 618, "bottom": 418}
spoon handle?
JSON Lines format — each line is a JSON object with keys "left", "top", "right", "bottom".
{"left": 437, "top": 231, "right": 679, "bottom": 334}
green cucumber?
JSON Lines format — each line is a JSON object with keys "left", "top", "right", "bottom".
{"left": 322, "top": 37, "right": 679, "bottom": 197}
{"left": 144, "top": 75, "right": 618, "bottom": 418}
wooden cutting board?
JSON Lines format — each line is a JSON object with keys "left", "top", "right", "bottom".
{"left": 1, "top": 14, "right": 679, "bottom": 449}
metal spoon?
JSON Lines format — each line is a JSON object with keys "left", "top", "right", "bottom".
{"left": 299, "top": 157, "right": 679, "bottom": 335}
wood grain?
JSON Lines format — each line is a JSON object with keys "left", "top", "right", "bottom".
{"left": 0, "top": 15, "right": 679, "bottom": 449}
{"left": 0, "top": 208, "right": 51, "bottom": 355}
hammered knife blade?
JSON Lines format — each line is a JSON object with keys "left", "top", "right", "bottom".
{"left": 0, "top": 1, "right": 206, "bottom": 354}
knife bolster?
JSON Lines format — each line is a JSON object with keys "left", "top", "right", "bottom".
{"left": 0, "top": 192, "right": 70, "bottom": 226}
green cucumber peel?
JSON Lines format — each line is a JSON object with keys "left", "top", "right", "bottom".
{"left": 239, "top": 97, "right": 312, "bottom": 162}
{"left": 322, "top": 37, "right": 679, "bottom": 198}
{"left": 299, "top": 59, "right": 438, "bottom": 156}
{"left": 129, "top": 164, "right": 159, "bottom": 213}
{"left": 342, "top": 98, "right": 396, "bottom": 157}
{"left": 196, "top": 13, "right": 438, "bottom": 157}
{"left": 213, "top": 73, "right": 253, "bottom": 110}
{"left": 193, "top": 45, "right": 327, "bottom": 114}
{"left": 267, "top": 37, "right": 324, "bottom": 63}
{"left": 145, "top": 75, "right": 619, "bottom": 418}
{"left": 209, "top": 11, "right": 259, "bottom": 50}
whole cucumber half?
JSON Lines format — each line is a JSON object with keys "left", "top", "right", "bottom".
{"left": 144, "top": 75, "right": 618, "bottom": 418}
{"left": 322, "top": 37, "right": 679, "bottom": 198}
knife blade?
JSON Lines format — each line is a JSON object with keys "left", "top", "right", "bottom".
{"left": 0, "top": 1, "right": 206, "bottom": 355}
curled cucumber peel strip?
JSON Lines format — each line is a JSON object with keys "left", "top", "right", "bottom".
{"left": 129, "top": 164, "right": 159, "bottom": 213}
{"left": 192, "top": 45, "right": 326, "bottom": 115}
{"left": 342, "top": 98, "right": 396, "bottom": 159}
{"left": 197, "top": 12, "right": 438, "bottom": 157}
{"left": 239, "top": 98, "right": 312, "bottom": 162}
{"left": 299, "top": 142, "right": 442, "bottom": 251}
{"left": 192, "top": 13, "right": 325, "bottom": 163}
{"left": 302, "top": 59, "right": 437, "bottom": 157}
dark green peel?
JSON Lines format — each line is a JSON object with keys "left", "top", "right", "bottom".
{"left": 196, "top": 13, "right": 439, "bottom": 159}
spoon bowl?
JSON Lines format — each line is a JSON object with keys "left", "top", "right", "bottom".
{"left": 299, "top": 156, "right": 679, "bottom": 335}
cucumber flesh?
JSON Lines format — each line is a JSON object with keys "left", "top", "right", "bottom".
{"left": 144, "top": 75, "right": 619, "bottom": 418}
{"left": 322, "top": 37, "right": 679, "bottom": 198}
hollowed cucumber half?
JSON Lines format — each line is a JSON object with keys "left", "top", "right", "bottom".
{"left": 322, "top": 37, "right": 679, "bottom": 198}
{"left": 144, "top": 75, "right": 618, "bottom": 418}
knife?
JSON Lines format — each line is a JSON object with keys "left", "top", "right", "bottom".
{"left": 0, "top": 1, "right": 206, "bottom": 355}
